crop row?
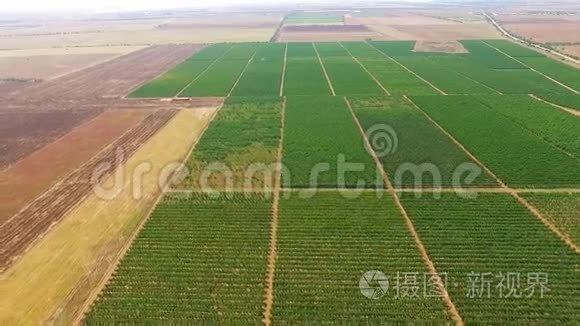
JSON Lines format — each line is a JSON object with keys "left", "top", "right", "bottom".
{"left": 473, "top": 94, "right": 580, "bottom": 158}
{"left": 460, "top": 40, "right": 526, "bottom": 69}
{"left": 282, "top": 96, "right": 380, "bottom": 188}
{"left": 401, "top": 193, "right": 579, "bottom": 323}
{"left": 482, "top": 39, "right": 545, "bottom": 57}
{"left": 520, "top": 193, "right": 580, "bottom": 244}
{"left": 178, "top": 97, "right": 282, "bottom": 190}
{"left": 410, "top": 95, "right": 580, "bottom": 187}
{"left": 349, "top": 96, "right": 497, "bottom": 188}
{"left": 517, "top": 56, "right": 580, "bottom": 92}
{"left": 85, "top": 193, "right": 272, "bottom": 323}
{"left": 273, "top": 191, "right": 450, "bottom": 323}
{"left": 536, "top": 93, "right": 580, "bottom": 111}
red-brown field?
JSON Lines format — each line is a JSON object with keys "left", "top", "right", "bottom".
{"left": 0, "top": 109, "right": 151, "bottom": 225}
{"left": 0, "top": 109, "right": 101, "bottom": 169}
{"left": 0, "top": 109, "right": 177, "bottom": 270}
{"left": 7, "top": 44, "right": 204, "bottom": 100}
{"left": 495, "top": 13, "right": 580, "bottom": 43}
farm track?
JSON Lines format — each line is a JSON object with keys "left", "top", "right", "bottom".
{"left": 339, "top": 42, "right": 391, "bottom": 95}
{"left": 7, "top": 44, "right": 204, "bottom": 101}
{"left": 262, "top": 97, "right": 286, "bottom": 326}
{"left": 344, "top": 96, "right": 464, "bottom": 325}
{"left": 366, "top": 41, "right": 448, "bottom": 95}
{"left": 405, "top": 96, "right": 580, "bottom": 253}
{"left": 529, "top": 94, "right": 580, "bottom": 117}
{"left": 279, "top": 44, "right": 288, "bottom": 97}
{"left": 312, "top": 42, "right": 336, "bottom": 96}
{"left": 0, "top": 109, "right": 178, "bottom": 270}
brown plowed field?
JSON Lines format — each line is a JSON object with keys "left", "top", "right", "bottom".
{"left": 0, "top": 109, "right": 151, "bottom": 225}
{"left": 0, "top": 109, "right": 101, "bottom": 169}
{"left": 8, "top": 44, "right": 204, "bottom": 100}
{"left": 0, "top": 109, "right": 177, "bottom": 270}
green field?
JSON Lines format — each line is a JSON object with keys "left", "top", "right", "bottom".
{"left": 282, "top": 96, "right": 380, "bottom": 188}
{"left": 85, "top": 193, "right": 272, "bottom": 323}
{"left": 401, "top": 193, "right": 579, "bottom": 324}
{"left": 274, "top": 191, "right": 450, "bottom": 323}
{"left": 88, "top": 39, "right": 580, "bottom": 324}
{"left": 350, "top": 96, "right": 498, "bottom": 188}
{"left": 179, "top": 97, "right": 281, "bottom": 190}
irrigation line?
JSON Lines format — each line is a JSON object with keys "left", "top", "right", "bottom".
{"left": 279, "top": 43, "right": 288, "bottom": 97}
{"left": 262, "top": 96, "right": 286, "bottom": 326}
{"left": 339, "top": 42, "right": 391, "bottom": 95}
{"left": 312, "top": 42, "right": 336, "bottom": 96}
{"left": 227, "top": 52, "right": 257, "bottom": 97}
{"left": 366, "top": 41, "right": 448, "bottom": 96}
{"left": 344, "top": 96, "right": 465, "bottom": 325}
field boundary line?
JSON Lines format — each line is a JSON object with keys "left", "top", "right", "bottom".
{"left": 406, "top": 96, "right": 580, "bottom": 254}
{"left": 279, "top": 43, "right": 288, "bottom": 97}
{"left": 484, "top": 12, "right": 580, "bottom": 66}
{"left": 480, "top": 40, "right": 579, "bottom": 94}
{"left": 123, "top": 45, "right": 205, "bottom": 98}
{"left": 529, "top": 94, "right": 580, "bottom": 117}
{"left": 312, "top": 42, "right": 336, "bottom": 96}
{"left": 175, "top": 45, "right": 234, "bottom": 98}
{"left": 73, "top": 104, "right": 225, "bottom": 325}
{"left": 366, "top": 41, "right": 448, "bottom": 96}
{"left": 0, "top": 109, "right": 158, "bottom": 228}
{"left": 227, "top": 52, "right": 257, "bottom": 97}
{"left": 262, "top": 96, "right": 286, "bottom": 326}
{"left": 344, "top": 96, "right": 464, "bottom": 325}
{"left": 339, "top": 42, "right": 391, "bottom": 95}
{"left": 453, "top": 70, "right": 503, "bottom": 95}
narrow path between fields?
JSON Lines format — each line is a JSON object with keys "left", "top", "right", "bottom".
{"left": 529, "top": 94, "right": 580, "bottom": 117}
{"left": 227, "top": 52, "right": 257, "bottom": 97}
{"left": 405, "top": 95, "right": 580, "bottom": 254}
{"left": 365, "top": 41, "right": 448, "bottom": 96}
{"left": 262, "top": 96, "right": 286, "bottom": 326}
{"left": 312, "top": 42, "right": 336, "bottom": 96}
{"left": 344, "top": 96, "right": 464, "bottom": 325}
{"left": 481, "top": 40, "right": 579, "bottom": 94}
{"left": 73, "top": 105, "right": 224, "bottom": 325}
{"left": 279, "top": 43, "right": 288, "bottom": 97}
{"left": 174, "top": 45, "right": 235, "bottom": 98}
{"left": 339, "top": 42, "right": 391, "bottom": 95}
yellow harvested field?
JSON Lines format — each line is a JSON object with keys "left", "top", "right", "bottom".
{"left": 0, "top": 108, "right": 217, "bottom": 325}
{"left": 0, "top": 46, "right": 144, "bottom": 58}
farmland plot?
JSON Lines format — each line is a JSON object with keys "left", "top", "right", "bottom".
{"left": 221, "top": 42, "right": 260, "bottom": 60}
{"left": 369, "top": 41, "right": 416, "bottom": 56}
{"left": 349, "top": 96, "right": 498, "bottom": 188}
{"left": 179, "top": 97, "right": 281, "bottom": 190}
{"left": 517, "top": 57, "right": 580, "bottom": 92}
{"left": 521, "top": 193, "right": 580, "bottom": 244}
{"left": 282, "top": 96, "right": 380, "bottom": 188}
{"left": 340, "top": 41, "right": 385, "bottom": 60}
{"left": 284, "top": 58, "right": 332, "bottom": 95}
{"left": 474, "top": 94, "right": 580, "bottom": 158}
{"left": 483, "top": 39, "right": 545, "bottom": 57}
{"left": 314, "top": 42, "right": 350, "bottom": 57}
{"left": 273, "top": 191, "right": 450, "bottom": 323}
{"left": 320, "top": 57, "right": 384, "bottom": 95}
{"left": 536, "top": 93, "right": 580, "bottom": 111}
{"left": 85, "top": 193, "right": 271, "bottom": 324}
{"left": 460, "top": 40, "right": 525, "bottom": 69}
{"left": 411, "top": 95, "right": 580, "bottom": 187}
{"left": 180, "top": 59, "right": 250, "bottom": 97}
{"left": 395, "top": 56, "right": 496, "bottom": 95}
{"left": 400, "top": 193, "right": 579, "bottom": 324}
{"left": 359, "top": 60, "right": 438, "bottom": 96}
{"left": 286, "top": 42, "right": 318, "bottom": 58}
{"left": 230, "top": 56, "right": 284, "bottom": 96}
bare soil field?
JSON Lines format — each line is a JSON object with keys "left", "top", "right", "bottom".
{"left": 0, "top": 54, "right": 118, "bottom": 80}
{"left": 0, "top": 108, "right": 217, "bottom": 325}
{"left": 348, "top": 12, "right": 501, "bottom": 41}
{"left": 0, "top": 109, "right": 177, "bottom": 270}
{"left": 414, "top": 41, "right": 468, "bottom": 53}
{"left": 495, "top": 13, "right": 580, "bottom": 43}
{"left": 555, "top": 44, "right": 580, "bottom": 58}
{"left": 278, "top": 24, "right": 384, "bottom": 42}
{"left": 8, "top": 44, "right": 203, "bottom": 100}
{"left": 0, "top": 80, "right": 35, "bottom": 94}
{"left": 0, "top": 109, "right": 101, "bottom": 169}
{"left": 0, "top": 109, "right": 150, "bottom": 225}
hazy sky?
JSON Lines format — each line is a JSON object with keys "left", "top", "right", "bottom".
{"left": 1, "top": 0, "right": 341, "bottom": 13}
